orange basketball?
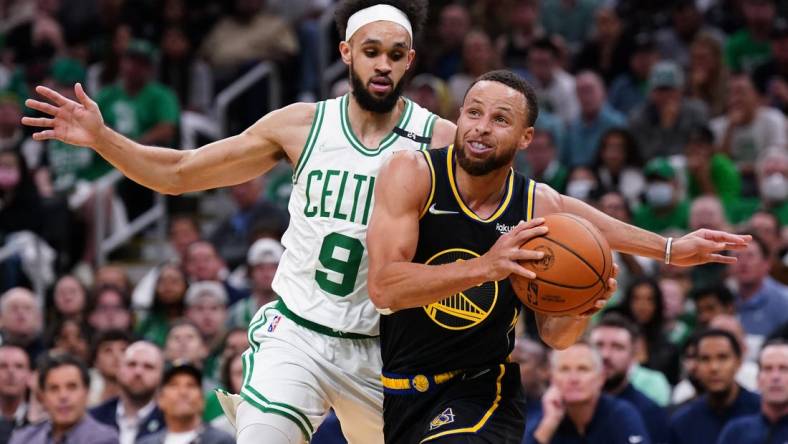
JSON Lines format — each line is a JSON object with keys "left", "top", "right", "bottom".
{"left": 511, "top": 213, "right": 613, "bottom": 316}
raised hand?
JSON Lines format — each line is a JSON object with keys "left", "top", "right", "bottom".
{"left": 21, "top": 83, "right": 105, "bottom": 148}
{"left": 479, "top": 218, "right": 548, "bottom": 282}
{"left": 669, "top": 229, "right": 751, "bottom": 267}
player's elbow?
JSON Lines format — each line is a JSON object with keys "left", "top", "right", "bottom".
{"left": 368, "top": 279, "right": 391, "bottom": 310}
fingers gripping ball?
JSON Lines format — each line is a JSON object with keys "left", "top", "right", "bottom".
{"left": 511, "top": 213, "right": 613, "bottom": 316}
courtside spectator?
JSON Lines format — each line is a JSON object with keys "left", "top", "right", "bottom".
{"left": 608, "top": 33, "right": 658, "bottom": 115}
{"left": 138, "top": 362, "right": 233, "bottom": 444}
{"left": 90, "top": 341, "right": 165, "bottom": 444}
{"left": 88, "top": 285, "right": 133, "bottom": 333}
{"left": 0, "top": 288, "right": 44, "bottom": 360}
{"left": 228, "top": 238, "right": 282, "bottom": 327}
{"left": 516, "top": 130, "right": 568, "bottom": 194}
{"left": 87, "top": 329, "right": 132, "bottom": 407}
{"left": 184, "top": 240, "right": 248, "bottom": 305}
{"left": 526, "top": 343, "right": 650, "bottom": 444}
{"left": 724, "top": 0, "right": 777, "bottom": 72}
{"left": 633, "top": 158, "right": 690, "bottom": 234}
{"left": 691, "top": 286, "right": 736, "bottom": 328}
{"left": 49, "top": 275, "right": 87, "bottom": 324}
{"left": 718, "top": 339, "right": 788, "bottom": 443}
{"left": 184, "top": 281, "right": 228, "bottom": 379}
{"left": 669, "top": 329, "right": 761, "bottom": 444}
{"left": 0, "top": 344, "right": 32, "bottom": 434}
{"left": 753, "top": 19, "right": 788, "bottom": 114}
{"left": 511, "top": 336, "right": 550, "bottom": 420}
{"left": 527, "top": 38, "right": 579, "bottom": 124}
{"left": 135, "top": 263, "right": 188, "bottom": 346}
{"left": 10, "top": 353, "right": 118, "bottom": 444}
{"left": 590, "top": 314, "right": 670, "bottom": 443}
{"left": 687, "top": 33, "right": 730, "bottom": 117}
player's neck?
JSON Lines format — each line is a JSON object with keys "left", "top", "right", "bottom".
{"left": 566, "top": 395, "right": 599, "bottom": 436}
{"left": 347, "top": 95, "right": 404, "bottom": 144}
{"left": 763, "top": 401, "right": 788, "bottom": 423}
{"left": 455, "top": 165, "right": 511, "bottom": 219}
{"left": 706, "top": 383, "right": 739, "bottom": 411}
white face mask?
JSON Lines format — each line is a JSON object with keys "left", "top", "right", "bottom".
{"left": 646, "top": 182, "right": 674, "bottom": 208}
{"left": 761, "top": 173, "right": 788, "bottom": 203}
{"left": 566, "top": 179, "right": 595, "bottom": 201}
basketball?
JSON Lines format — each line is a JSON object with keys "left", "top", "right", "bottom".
{"left": 511, "top": 213, "right": 613, "bottom": 316}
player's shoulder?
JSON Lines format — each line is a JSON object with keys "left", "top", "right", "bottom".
{"left": 532, "top": 181, "right": 562, "bottom": 215}
{"left": 430, "top": 118, "right": 457, "bottom": 148}
{"left": 383, "top": 149, "right": 431, "bottom": 176}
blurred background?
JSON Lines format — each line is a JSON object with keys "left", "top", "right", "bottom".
{"left": 0, "top": 0, "right": 788, "bottom": 443}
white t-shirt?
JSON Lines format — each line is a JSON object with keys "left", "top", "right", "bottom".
{"left": 163, "top": 430, "right": 199, "bottom": 444}
{"left": 710, "top": 106, "right": 788, "bottom": 164}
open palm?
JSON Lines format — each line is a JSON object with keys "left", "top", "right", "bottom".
{"left": 21, "top": 83, "right": 104, "bottom": 148}
{"left": 670, "top": 229, "right": 751, "bottom": 266}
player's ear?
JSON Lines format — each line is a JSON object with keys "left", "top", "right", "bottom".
{"left": 339, "top": 41, "right": 352, "bottom": 65}
{"left": 406, "top": 48, "right": 416, "bottom": 70}
{"left": 518, "top": 127, "right": 535, "bottom": 151}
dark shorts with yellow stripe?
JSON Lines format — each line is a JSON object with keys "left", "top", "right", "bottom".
{"left": 382, "top": 363, "right": 524, "bottom": 444}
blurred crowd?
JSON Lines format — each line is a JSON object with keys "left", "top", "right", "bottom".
{"left": 1, "top": 0, "right": 788, "bottom": 443}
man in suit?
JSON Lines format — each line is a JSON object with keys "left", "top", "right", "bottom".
{"left": 90, "top": 341, "right": 165, "bottom": 443}
{"left": 138, "top": 362, "right": 234, "bottom": 444}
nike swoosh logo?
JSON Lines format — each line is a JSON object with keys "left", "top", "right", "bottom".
{"left": 466, "top": 369, "right": 491, "bottom": 379}
{"left": 428, "top": 204, "right": 459, "bottom": 215}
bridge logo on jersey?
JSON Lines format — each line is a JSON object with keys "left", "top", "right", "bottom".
{"left": 423, "top": 249, "right": 498, "bottom": 330}
{"left": 429, "top": 408, "right": 455, "bottom": 430}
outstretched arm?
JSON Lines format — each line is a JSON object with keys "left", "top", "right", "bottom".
{"left": 22, "top": 83, "right": 313, "bottom": 195}
{"left": 367, "top": 151, "right": 546, "bottom": 312}
{"left": 534, "top": 184, "right": 751, "bottom": 266}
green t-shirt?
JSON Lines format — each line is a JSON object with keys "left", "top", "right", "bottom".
{"left": 633, "top": 200, "right": 690, "bottom": 233}
{"left": 135, "top": 312, "right": 171, "bottom": 347}
{"left": 724, "top": 30, "right": 772, "bottom": 72}
{"left": 727, "top": 197, "right": 788, "bottom": 225}
{"left": 96, "top": 82, "right": 180, "bottom": 139}
{"left": 630, "top": 364, "right": 671, "bottom": 407}
{"left": 46, "top": 139, "right": 112, "bottom": 193}
{"left": 687, "top": 154, "right": 741, "bottom": 207}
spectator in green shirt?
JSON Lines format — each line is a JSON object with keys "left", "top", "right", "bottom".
{"left": 685, "top": 125, "right": 741, "bottom": 215}
{"left": 95, "top": 39, "right": 180, "bottom": 219}
{"left": 633, "top": 158, "right": 690, "bottom": 233}
{"left": 515, "top": 129, "right": 568, "bottom": 193}
{"left": 724, "top": 0, "right": 775, "bottom": 72}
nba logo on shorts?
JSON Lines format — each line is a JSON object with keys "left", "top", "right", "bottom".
{"left": 268, "top": 315, "right": 282, "bottom": 333}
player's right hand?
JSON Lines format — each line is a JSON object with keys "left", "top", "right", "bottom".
{"left": 21, "top": 83, "right": 104, "bottom": 148}
{"left": 540, "top": 385, "right": 566, "bottom": 423}
{"left": 479, "top": 218, "right": 548, "bottom": 282}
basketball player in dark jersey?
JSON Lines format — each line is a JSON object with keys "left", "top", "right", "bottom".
{"left": 367, "top": 69, "right": 751, "bottom": 443}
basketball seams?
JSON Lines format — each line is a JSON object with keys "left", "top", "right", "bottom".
{"left": 537, "top": 235, "right": 604, "bottom": 284}
{"left": 554, "top": 213, "right": 610, "bottom": 283}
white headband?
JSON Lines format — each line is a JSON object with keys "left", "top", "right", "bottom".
{"left": 345, "top": 4, "right": 413, "bottom": 42}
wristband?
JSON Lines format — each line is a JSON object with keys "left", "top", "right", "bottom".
{"left": 664, "top": 237, "right": 673, "bottom": 265}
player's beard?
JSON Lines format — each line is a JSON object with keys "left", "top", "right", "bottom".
{"left": 603, "top": 370, "right": 628, "bottom": 393}
{"left": 455, "top": 137, "right": 516, "bottom": 177}
{"left": 350, "top": 63, "right": 404, "bottom": 114}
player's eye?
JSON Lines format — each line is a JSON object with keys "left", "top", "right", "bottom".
{"left": 390, "top": 52, "right": 404, "bottom": 61}
{"left": 364, "top": 49, "right": 377, "bottom": 57}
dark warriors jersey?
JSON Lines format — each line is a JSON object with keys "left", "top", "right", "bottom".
{"left": 380, "top": 145, "right": 537, "bottom": 375}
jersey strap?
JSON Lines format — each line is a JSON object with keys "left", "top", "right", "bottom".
{"left": 392, "top": 125, "right": 432, "bottom": 144}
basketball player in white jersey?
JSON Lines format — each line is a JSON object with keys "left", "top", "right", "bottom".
{"left": 22, "top": 2, "right": 456, "bottom": 442}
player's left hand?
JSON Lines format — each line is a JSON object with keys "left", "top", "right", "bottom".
{"left": 576, "top": 263, "right": 619, "bottom": 318}
{"left": 670, "top": 229, "right": 751, "bottom": 267}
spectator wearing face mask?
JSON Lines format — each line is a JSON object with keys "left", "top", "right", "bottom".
{"left": 735, "top": 146, "right": 788, "bottom": 226}
{"left": 564, "top": 166, "right": 600, "bottom": 203}
{"left": 633, "top": 158, "right": 690, "bottom": 233}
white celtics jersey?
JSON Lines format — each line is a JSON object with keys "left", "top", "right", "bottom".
{"left": 272, "top": 94, "right": 439, "bottom": 336}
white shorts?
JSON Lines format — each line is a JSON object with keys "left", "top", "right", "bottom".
{"left": 235, "top": 300, "right": 384, "bottom": 443}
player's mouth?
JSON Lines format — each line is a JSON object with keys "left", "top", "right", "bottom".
{"left": 466, "top": 140, "right": 494, "bottom": 155}
{"left": 369, "top": 76, "right": 392, "bottom": 94}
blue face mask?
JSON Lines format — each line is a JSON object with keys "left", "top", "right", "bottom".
{"left": 645, "top": 182, "right": 673, "bottom": 208}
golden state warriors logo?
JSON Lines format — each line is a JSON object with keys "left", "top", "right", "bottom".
{"left": 424, "top": 249, "right": 498, "bottom": 330}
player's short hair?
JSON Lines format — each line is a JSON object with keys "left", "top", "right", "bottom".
{"left": 335, "top": 0, "right": 428, "bottom": 43}
{"left": 466, "top": 70, "right": 539, "bottom": 127}
{"left": 594, "top": 312, "right": 641, "bottom": 342}
{"left": 90, "top": 329, "right": 135, "bottom": 365}
{"left": 758, "top": 338, "right": 788, "bottom": 367}
{"left": 696, "top": 328, "right": 742, "bottom": 359}
{"left": 38, "top": 352, "right": 90, "bottom": 389}
{"left": 689, "top": 285, "right": 735, "bottom": 306}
